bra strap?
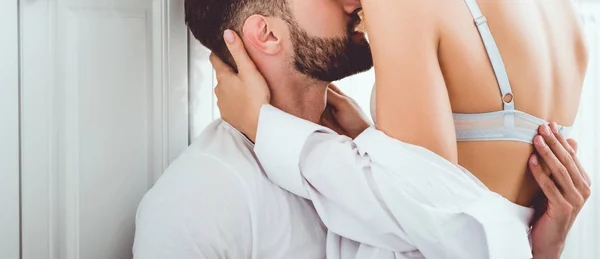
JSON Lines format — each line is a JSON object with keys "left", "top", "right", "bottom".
{"left": 463, "top": 0, "right": 515, "bottom": 111}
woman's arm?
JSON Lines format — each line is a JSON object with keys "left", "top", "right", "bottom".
{"left": 362, "top": 0, "right": 458, "bottom": 164}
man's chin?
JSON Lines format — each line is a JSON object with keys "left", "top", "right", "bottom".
{"left": 314, "top": 64, "right": 373, "bottom": 82}
{"left": 293, "top": 41, "right": 373, "bottom": 82}
{"left": 341, "top": 65, "right": 373, "bottom": 79}
{"left": 327, "top": 57, "right": 374, "bottom": 81}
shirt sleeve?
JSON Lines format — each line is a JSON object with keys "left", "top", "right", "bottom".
{"left": 133, "top": 154, "right": 253, "bottom": 259}
{"left": 254, "top": 104, "right": 533, "bottom": 259}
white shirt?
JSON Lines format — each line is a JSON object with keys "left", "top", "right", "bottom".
{"left": 133, "top": 119, "right": 327, "bottom": 259}
{"left": 254, "top": 105, "right": 535, "bottom": 259}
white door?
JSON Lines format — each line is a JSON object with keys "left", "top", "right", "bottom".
{"left": 0, "top": 0, "right": 21, "bottom": 258}
{"left": 19, "top": 0, "right": 189, "bottom": 258}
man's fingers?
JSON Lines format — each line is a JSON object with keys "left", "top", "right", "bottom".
{"left": 582, "top": 170, "right": 592, "bottom": 188}
{"left": 223, "top": 29, "right": 257, "bottom": 74}
{"left": 566, "top": 138, "right": 578, "bottom": 154}
{"left": 550, "top": 123, "right": 577, "bottom": 156}
{"left": 538, "top": 125, "right": 580, "bottom": 190}
{"left": 530, "top": 154, "right": 568, "bottom": 206}
{"left": 546, "top": 123, "right": 586, "bottom": 191}
{"left": 566, "top": 138, "right": 591, "bottom": 188}
{"left": 534, "top": 134, "right": 579, "bottom": 200}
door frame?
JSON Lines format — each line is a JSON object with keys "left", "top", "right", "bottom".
{"left": 0, "top": 0, "right": 22, "bottom": 258}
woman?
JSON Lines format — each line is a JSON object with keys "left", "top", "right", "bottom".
{"left": 210, "top": 0, "right": 591, "bottom": 257}
{"left": 364, "top": 0, "right": 588, "bottom": 207}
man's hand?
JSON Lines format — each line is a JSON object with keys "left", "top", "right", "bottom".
{"left": 529, "top": 123, "right": 592, "bottom": 259}
{"left": 210, "top": 30, "right": 270, "bottom": 142}
{"left": 320, "top": 84, "right": 371, "bottom": 139}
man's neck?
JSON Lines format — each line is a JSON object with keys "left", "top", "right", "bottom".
{"left": 267, "top": 75, "right": 328, "bottom": 124}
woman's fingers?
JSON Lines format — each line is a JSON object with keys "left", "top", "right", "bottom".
{"left": 210, "top": 53, "right": 233, "bottom": 74}
{"left": 223, "top": 29, "right": 257, "bottom": 74}
{"left": 326, "top": 88, "right": 346, "bottom": 108}
{"left": 210, "top": 53, "right": 235, "bottom": 86}
{"left": 328, "top": 83, "right": 346, "bottom": 96}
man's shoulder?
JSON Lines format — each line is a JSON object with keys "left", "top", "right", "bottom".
{"left": 158, "top": 119, "right": 260, "bottom": 187}
{"left": 134, "top": 120, "right": 326, "bottom": 259}
{"left": 137, "top": 151, "right": 251, "bottom": 216}
{"left": 134, "top": 141, "right": 254, "bottom": 258}
{"left": 181, "top": 119, "right": 257, "bottom": 168}
{"left": 133, "top": 154, "right": 254, "bottom": 258}
{"left": 137, "top": 119, "right": 260, "bottom": 215}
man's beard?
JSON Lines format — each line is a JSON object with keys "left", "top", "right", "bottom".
{"left": 288, "top": 17, "right": 373, "bottom": 82}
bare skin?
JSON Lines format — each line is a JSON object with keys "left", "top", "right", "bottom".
{"left": 445, "top": 0, "right": 587, "bottom": 206}
{"left": 362, "top": 0, "right": 588, "bottom": 206}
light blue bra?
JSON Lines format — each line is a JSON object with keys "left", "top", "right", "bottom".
{"left": 453, "top": 0, "right": 570, "bottom": 143}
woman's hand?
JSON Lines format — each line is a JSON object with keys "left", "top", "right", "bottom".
{"left": 529, "top": 123, "right": 592, "bottom": 258}
{"left": 320, "top": 84, "right": 371, "bottom": 139}
{"left": 210, "top": 30, "right": 270, "bottom": 142}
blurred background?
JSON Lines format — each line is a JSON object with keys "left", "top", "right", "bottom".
{"left": 1, "top": 0, "right": 598, "bottom": 258}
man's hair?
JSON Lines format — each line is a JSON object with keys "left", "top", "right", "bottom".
{"left": 185, "top": 0, "right": 292, "bottom": 68}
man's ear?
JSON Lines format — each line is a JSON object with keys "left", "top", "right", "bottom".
{"left": 242, "top": 15, "right": 282, "bottom": 55}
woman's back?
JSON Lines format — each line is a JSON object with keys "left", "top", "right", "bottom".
{"left": 438, "top": 0, "right": 588, "bottom": 205}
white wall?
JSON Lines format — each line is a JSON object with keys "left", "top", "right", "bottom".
{"left": 189, "top": 35, "right": 218, "bottom": 140}
{"left": 560, "top": 3, "right": 600, "bottom": 258}
{"left": 0, "top": 0, "right": 21, "bottom": 258}
{"left": 18, "top": 0, "right": 188, "bottom": 258}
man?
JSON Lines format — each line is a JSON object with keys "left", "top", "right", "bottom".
{"left": 133, "top": 0, "right": 369, "bottom": 258}
{"left": 134, "top": 0, "right": 589, "bottom": 258}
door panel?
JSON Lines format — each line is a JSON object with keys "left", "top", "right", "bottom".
{"left": 20, "top": 0, "right": 188, "bottom": 258}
